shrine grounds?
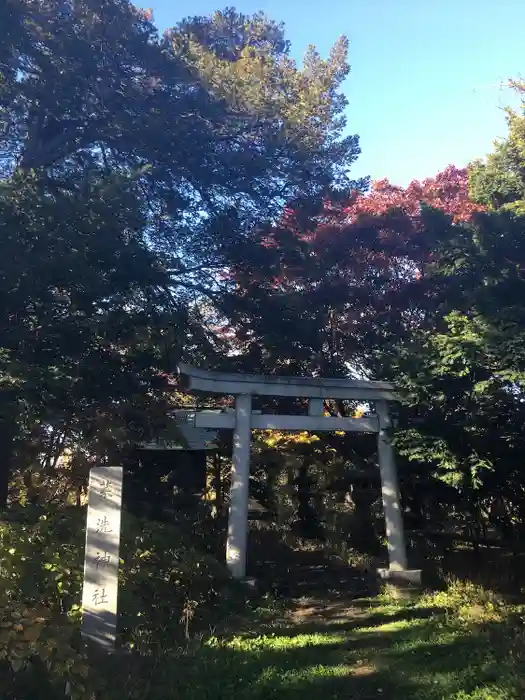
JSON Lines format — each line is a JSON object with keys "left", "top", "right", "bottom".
{"left": 2, "top": 506, "right": 525, "bottom": 700}
{"left": 107, "top": 588, "right": 525, "bottom": 700}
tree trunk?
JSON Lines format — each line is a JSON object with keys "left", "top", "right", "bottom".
{"left": 350, "top": 483, "right": 379, "bottom": 554}
{"left": 0, "top": 392, "right": 17, "bottom": 508}
{"left": 266, "top": 464, "right": 279, "bottom": 517}
{"left": 296, "top": 459, "right": 319, "bottom": 538}
{"left": 213, "top": 451, "right": 222, "bottom": 516}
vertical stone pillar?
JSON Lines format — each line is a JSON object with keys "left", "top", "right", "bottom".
{"left": 81, "top": 466, "right": 123, "bottom": 650}
{"left": 376, "top": 401, "right": 408, "bottom": 572}
{"left": 226, "top": 393, "right": 252, "bottom": 579}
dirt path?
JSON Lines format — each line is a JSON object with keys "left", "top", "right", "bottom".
{"left": 181, "top": 530, "right": 514, "bottom": 699}
{"left": 246, "top": 526, "right": 381, "bottom": 632}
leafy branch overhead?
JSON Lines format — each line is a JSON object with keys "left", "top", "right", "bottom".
{"left": 0, "top": 0, "right": 361, "bottom": 504}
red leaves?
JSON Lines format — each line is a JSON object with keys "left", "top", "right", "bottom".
{"left": 219, "top": 166, "right": 488, "bottom": 368}
{"left": 340, "top": 166, "right": 484, "bottom": 225}
{"left": 233, "top": 165, "right": 487, "bottom": 318}
{"left": 253, "top": 166, "right": 486, "bottom": 280}
{"left": 260, "top": 235, "right": 280, "bottom": 249}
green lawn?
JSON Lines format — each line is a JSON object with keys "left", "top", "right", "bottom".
{"left": 109, "top": 588, "right": 525, "bottom": 700}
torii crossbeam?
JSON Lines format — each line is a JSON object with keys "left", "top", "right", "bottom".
{"left": 178, "top": 363, "right": 421, "bottom": 585}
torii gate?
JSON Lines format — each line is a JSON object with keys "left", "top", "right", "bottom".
{"left": 178, "top": 364, "right": 421, "bottom": 585}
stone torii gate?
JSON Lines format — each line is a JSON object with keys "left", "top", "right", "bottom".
{"left": 178, "top": 364, "right": 421, "bottom": 585}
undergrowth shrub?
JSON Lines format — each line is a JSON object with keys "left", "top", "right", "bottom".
{"left": 0, "top": 504, "right": 252, "bottom": 696}
{"left": 0, "top": 601, "right": 92, "bottom": 700}
{"left": 419, "top": 578, "right": 525, "bottom": 693}
{"left": 420, "top": 578, "right": 506, "bottom": 623}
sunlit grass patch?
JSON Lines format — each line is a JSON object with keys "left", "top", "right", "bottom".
{"left": 103, "top": 581, "right": 525, "bottom": 700}
{"left": 221, "top": 630, "right": 349, "bottom": 652}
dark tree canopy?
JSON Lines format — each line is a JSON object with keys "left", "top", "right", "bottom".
{"left": 0, "top": 0, "right": 366, "bottom": 504}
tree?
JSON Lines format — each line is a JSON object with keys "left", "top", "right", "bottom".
{"left": 469, "top": 80, "right": 525, "bottom": 215}
{"left": 393, "top": 209, "right": 525, "bottom": 548}
{"left": 219, "top": 166, "right": 482, "bottom": 379}
{"left": 0, "top": 169, "right": 179, "bottom": 505}
{"left": 2, "top": 1, "right": 364, "bottom": 299}
{"left": 466, "top": 83, "right": 525, "bottom": 383}
{"left": 0, "top": 0, "right": 365, "bottom": 504}
{"left": 170, "top": 7, "right": 365, "bottom": 203}
{"left": 218, "top": 165, "right": 510, "bottom": 548}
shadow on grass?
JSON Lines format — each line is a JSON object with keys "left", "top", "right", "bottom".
{"left": 247, "top": 528, "right": 379, "bottom": 600}
{"left": 272, "top": 604, "right": 440, "bottom": 638}
{"left": 96, "top": 608, "right": 525, "bottom": 700}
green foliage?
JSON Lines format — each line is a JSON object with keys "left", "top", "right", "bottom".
{"left": 0, "top": 167, "right": 179, "bottom": 504}
{"left": 0, "top": 0, "right": 365, "bottom": 504}
{"left": 390, "top": 206, "right": 525, "bottom": 548}
{"left": 421, "top": 579, "right": 504, "bottom": 622}
{"left": 469, "top": 87, "right": 525, "bottom": 215}
{"left": 96, "top": 587, "right": 525, "bottom": 700}
{"left": 2, "top": 0, "right": 360, "bottom": 262}
{"left": 116, "top": 512, "right": 238, "bottom": 652}
{"left": 0, "top": 602, "right": 91, "bottom": 700}
{"left": 170, "top": 8, "right": 362, "bottom": 197}
{"left": 0, "top": 507, "right": 84, "bottom": 613}
{"left": 0, "top": 506, "right": 247, "bottom": 654}
{"left": 469, "top": 143, "right": 523, "bottom": 211}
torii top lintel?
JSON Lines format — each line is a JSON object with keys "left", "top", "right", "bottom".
{"left": 178, "top": 363, "right": 397, "bottom": 402}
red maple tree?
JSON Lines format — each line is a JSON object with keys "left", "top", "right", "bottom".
{"left": 254, "top": 165, "right": 485, "bottom": 283}
{"left": 219, "top": 166, "right": 486, "bottom": 368}
{"left": 342, "top": 165, "right": 483, "bottom": 222}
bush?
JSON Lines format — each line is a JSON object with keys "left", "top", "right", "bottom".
{"left": 116, "top": 512, "right": 241, "bottom": 651}
{"left": 0, "top": 601, "right": 92, "bottom": 700}
{"left": 0, "top": 504, "right": 253, "bottom": 695}
{"left": 420, "top": 578, "right": 507, "bottom": 624}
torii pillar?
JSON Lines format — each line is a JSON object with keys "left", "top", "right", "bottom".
{"left": 178, "top": 364, "right": 421, "bottom": 585}
{"left": 228, "top": 392, "right": 252, "bottom": 578}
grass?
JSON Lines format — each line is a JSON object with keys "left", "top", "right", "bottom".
{"left": 103, "top": 583, "right": 525, "bottom": 700}
{"left": 7, "top": 511, "right": 525, "bottom": 699}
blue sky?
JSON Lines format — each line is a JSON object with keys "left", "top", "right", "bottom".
{"left": 150, "top": 0, "right": 525, "bottom": 186}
